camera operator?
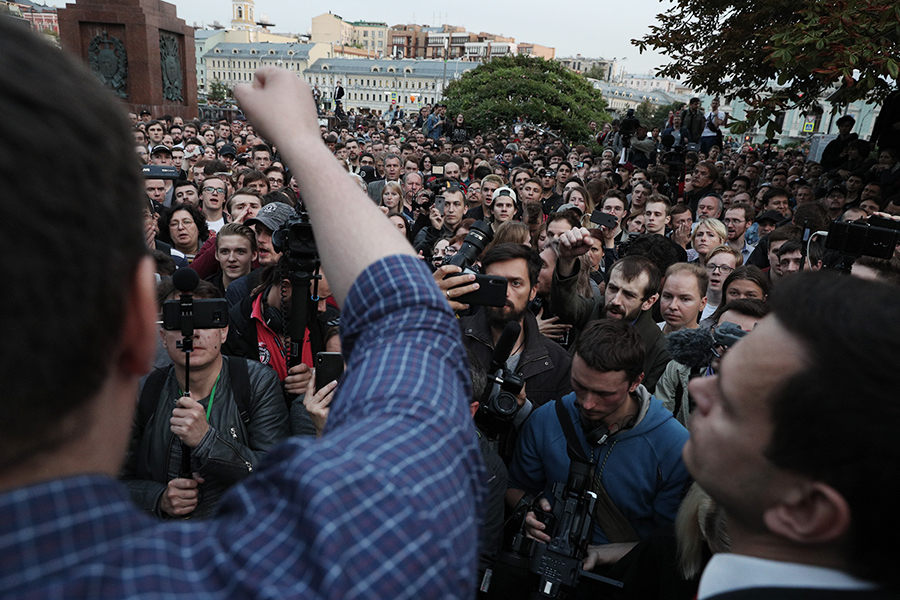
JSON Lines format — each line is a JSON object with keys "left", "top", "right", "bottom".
{"left": 460, "top": 243, "right": 573, "bottom": 416}
{"left": 122, "top": 281, "right": 290, "bottom": 519}
{"left": 0, "top": 23, "right": 482, "bottom": 597}
{"left": 506, "top": 319, "right": 689, "bottom": 569}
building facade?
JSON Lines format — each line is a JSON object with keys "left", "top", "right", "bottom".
{"left": 201, "top": 41, "right": 329, "bottom": 92}
{"left": 303, "top": 57, "right": 477, "bottom": 113}
{"left": 557, "top": 55, "right": 617, "bottom": 80}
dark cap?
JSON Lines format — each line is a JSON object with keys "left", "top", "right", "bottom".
{"left": 150, "top": 144, "right": 172, "bottom": 156}
{"left": 827, "top": 184, "right": 847, "bottom": 197}
{"left": 139, "top": 109, "right": 151, "bottom": 116}
{"left": 219, "top": 144, "right": 236, "bottom": 157}
{"left": 756, "top": 210, "right": 783, "bottom": 224}
{"left": 245, "top": 202, "right": 293, "bottom": 232}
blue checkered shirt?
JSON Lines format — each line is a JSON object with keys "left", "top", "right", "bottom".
{"left": 0, "top": 255, "right": 484, "bottom": 599}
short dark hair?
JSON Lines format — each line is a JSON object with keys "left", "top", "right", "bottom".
{"left": 575, "top": 320, "right": 645, "bottom": 383}
{"left": 547, "top": 210, "right": 581, "bottom": 229}
{"left": 0, "top": 20, "right": 146, "bottom": 469}
{"left": 763, "top": 188, "right": 790, "bottom": 207}
{"left": 157, "top": 202, "right": 209, "bottom": 247}
{"left": 767, "top": 272, "right": 900, "bottom": 590}
{"left": 481, "top": 242, "right": 541, "bottom": 287}
{"left": 722, "top": 265, "right": 769, "bottom": 299}
{"left": 610, "top": 255, "right": 662, "bottom": 300}
{"left": 251, "top": 143, "right": 272, "bottom": 157}
{"left": 709, "top": 297, "right": 770, "bottom": 325}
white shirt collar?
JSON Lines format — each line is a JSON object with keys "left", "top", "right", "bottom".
{"left": 698, "top": 554, "right": 877, "bottom": 599}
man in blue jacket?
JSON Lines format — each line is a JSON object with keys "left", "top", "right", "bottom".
{"left": 506, "top": 318, "right": 690, "bottom": 566}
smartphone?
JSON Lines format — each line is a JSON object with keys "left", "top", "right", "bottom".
{"left": 162, "top": 298, "right": 229, "bottom": 330}
{"left": 315, "top": 352, "right": 344, "bottom": 392}
{"left": 434, "top": 195, "right": 446, "bottom": 214}
{"left": 446, "top": 273, "right": 507, "bottom": 307}
{"left": 591, "top": 210, "right": 618, "bottom": 229}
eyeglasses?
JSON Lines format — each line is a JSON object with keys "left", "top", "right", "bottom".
{"left": 203, "top": 186, "right": 225, "bottom": 195}
{"left": 722, "top": 218, "right": 744, "bottom": 225}
{"left": 706, "top": 264, "right": 735, "bottom": 274}
{"left": 443, "top": 247, "right": 458, "bottom": 256}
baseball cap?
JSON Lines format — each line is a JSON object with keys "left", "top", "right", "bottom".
{"left": 245, "top": 202, "right": 293, "bottom": 232}
{"left": 492, "top": 186, "right": 517, "bottom": 204}
{"left": 219, "top": 144, "right": 236, "bottom": 157}
{"left": 756, "top": 210, "right": 783, "bottom": 224}
{"left": 150, "top": 144, "right": 172, "bottom": 156}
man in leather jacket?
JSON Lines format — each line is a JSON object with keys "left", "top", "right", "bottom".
{"left": 122, "top": 282, "right": 290, "bottom": 519}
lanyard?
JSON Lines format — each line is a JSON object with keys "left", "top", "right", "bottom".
{"left": 178, "top": 371, "right": 221, "bottom": 421}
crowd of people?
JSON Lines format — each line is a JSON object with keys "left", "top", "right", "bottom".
{"left": 3, "top": 16, "right": 900, "bottom": 599}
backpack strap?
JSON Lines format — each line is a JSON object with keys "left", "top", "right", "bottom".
{"left": 138, "top": 368, "right": 170, "bottom": 429}
{"left": 226, "top": 356, "right": 252, "bottom": 427}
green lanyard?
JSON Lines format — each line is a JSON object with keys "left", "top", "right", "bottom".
{"left": 179, "top": 371, "right": 221, "bottom": 421}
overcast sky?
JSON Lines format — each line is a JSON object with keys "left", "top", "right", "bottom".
{"left": 162, "top": 0, "right": 675, "bottom": 75}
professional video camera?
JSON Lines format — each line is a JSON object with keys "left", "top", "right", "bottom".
{"left": 492, "top": 459, "right": 623, "bottom": 599}
{"left": 475, "top": 322, "right": 525, "bottom": 438}
{"left": 271, "top": 204, "right": 324, "bottom": 371}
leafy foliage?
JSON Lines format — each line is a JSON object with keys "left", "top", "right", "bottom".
{"left": 443, "top": 55, "right": 609, "bottom": 142}
{"left": 207, "top": 80, "right": 231, "bottom": 103}
{"left": 583, "top": 64, "right": 610, "bottom": 81}
{"left": 635, "top": 100, "right": 656, "bottom": 127}
{"left": 649, "top": 101, "right": 684, "bottom": 129}
{"left": 634, "top": 0, "right": 900, "bottom": 138}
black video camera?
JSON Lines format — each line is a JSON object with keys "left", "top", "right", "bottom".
{"left": 497, "top": 460, "right": 623, "bottom": 598}
{"left": 442, "top": 221, "right": 509, "bottom": 307}
{"left": 272, "top": 205, "right": 319, "bottom": 276}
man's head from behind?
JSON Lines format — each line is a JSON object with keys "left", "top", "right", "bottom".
{"left": 685, "top": 272, "right": 900, "bottom": 591}
{"left": 0, "top": 21, "right": 151, "bottom": 473}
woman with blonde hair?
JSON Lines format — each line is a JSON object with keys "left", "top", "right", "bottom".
{"left": 690, "top": 218, "right": 727, "bottom": 266}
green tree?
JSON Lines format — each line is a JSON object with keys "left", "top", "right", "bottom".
{"left": 583, "top": 64, "right": 609, "bottom": 81}
{"left": 649, "top": 101, "right": 684, "bottom": 129}
{"left": 635, "top": 99, "right": 656, "bottom": 127}
{"left": 634, "top": 0, "right": 900, "bottom": 138}
{"left": 207, "top": 80, "right": 230, "bottom": 103}
{"left": 443, "top": 55, "right": 609, "bottom": 143}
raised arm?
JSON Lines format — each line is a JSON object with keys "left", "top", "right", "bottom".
{"left": 233, "top": 68, "right": 413, "bottom": 306}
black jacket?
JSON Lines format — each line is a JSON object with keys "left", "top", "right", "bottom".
{"left": 121, "top": 359, "right": 290, "bottom": 519}
{"left": 460, "top": 309, "right": 572, "bottom": 408}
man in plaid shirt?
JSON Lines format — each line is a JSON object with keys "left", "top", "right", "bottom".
{"left": 0, "top": 19, "right": 483, "bottom": 599}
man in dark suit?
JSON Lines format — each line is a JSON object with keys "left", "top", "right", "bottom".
{"left": 686, "top": 272, "right": 900, "bottom": 599}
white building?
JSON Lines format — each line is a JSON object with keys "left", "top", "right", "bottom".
{"left": 303, "top": 57, "right": 477, "bottom": 112}
{"left": 201, "top": 41, "right": 330, "bottom": 92}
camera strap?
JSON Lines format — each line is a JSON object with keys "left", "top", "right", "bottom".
{"left": 554, "top": 400, "right": 640, "bottom": 544}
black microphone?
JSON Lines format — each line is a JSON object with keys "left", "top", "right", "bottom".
{"left": 490, "top": 321, "right": 521, "bottom": 373}
{"left": 172, "top": 267, "right": 200, "bottom": 293}
{"left": 666, "top": 327, "right": 715, "bottom": 369}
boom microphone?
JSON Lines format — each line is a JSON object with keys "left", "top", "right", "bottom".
{"left": 666, "top": 327, "right": 715, "bottom": 369}
{"left": 490, "top": 321, "right": 521, "bottom": 373}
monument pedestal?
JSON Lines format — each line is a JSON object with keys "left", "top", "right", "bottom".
{"left": 58, "top": 0, "right": 197, "bottom": 120}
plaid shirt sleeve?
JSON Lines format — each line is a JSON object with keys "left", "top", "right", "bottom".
{"left": 0, "top": 254, "right": 485, "bottom": 600}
